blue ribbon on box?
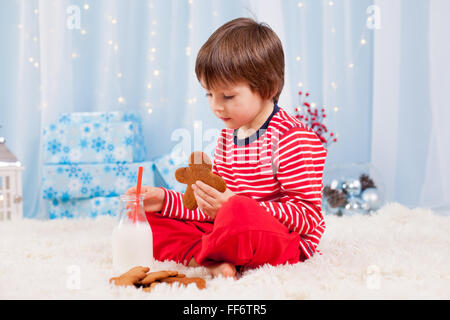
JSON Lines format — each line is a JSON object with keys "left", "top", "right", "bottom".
{"left": 43, "top": 121, "right": 145, "bottom": 164}
{"left": 42, "top": 161, "right": 154, "bottom": 201}
{"left": 47, "top": 196, "right": 120, "bottom": 219}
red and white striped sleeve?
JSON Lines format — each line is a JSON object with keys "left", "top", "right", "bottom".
{"left": 159, "top": 188, "right": 214, "bottom": 222}
{"left": 158, "top": 155, "right": 221, "bottom": 222}
{"left": 257, "top": 127, "right": 327, "bottom": 235}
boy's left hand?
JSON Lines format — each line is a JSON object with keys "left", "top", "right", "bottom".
{"left": 191, "top": 180, "right": 235, "bottom": 219}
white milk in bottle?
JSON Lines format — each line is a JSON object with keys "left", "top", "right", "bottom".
{"left": 112, "top": 195, "right": 154, "bottom": 274}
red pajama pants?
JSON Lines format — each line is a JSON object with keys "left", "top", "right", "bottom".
{"left": 145, "top": 195, "right": 306, "bottom": 268}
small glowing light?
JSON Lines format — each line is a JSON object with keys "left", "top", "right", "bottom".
{"left": 83, "top": 4, "right": 90, "bottom": 10}
{"left": 108, "top": 40, "right": 113, "bottom": 45}
{"left": 111, "top": 18, "right": 117, "bottom": 24}
{"left": 298, "top": 82, "right": 304, "bottom": 87}
{"left": 81, "top": 29, "right": 87, "bottom": 35}
{"left": 188, "top": 0, "right": 193, "bottom": 4}
{"left": 33, "top": 36, "right": 38, "bottom": 42}
{"left": 151, "top": 48, "right": 156, "bottom": 53}
{"left": 331, "top": 82, "right": 337, "bottom": 89}
{"left": 153, "top": 70, "right": 160, "bottom": 76}
{"left": 17, "top": 24, "right": 23, "bottom": 29}
{"left": 188, "top": 23, "right": 193, "bottom": 29}
{"left": 147, "top": 108, "right": 153, "bottom": 114}
{"left": 296, "top": 56, "right": 301, "bottom": 61}
{"left": 151, "top": 31, "right": 156, "bottom": 36}
{"left": 28, "top": 57, "right": 34, "bottom": 63}
{"left": 72, "top": 52, "right": 78, "bottom": 58}
{"left": 193, "top": 121, "right": 201, "bottom": 128}
{"left": 348, "top": 63, "right": 355, "bottom": 69}
{"left": 360, "top": 38, "right": 367, "bottom": 45}
{"left": 146, "top": 83, "right": 152, "bottom": 89}
{"left": 185, "top": 46, "right": 191, "bottom": 56}
{"left": 331, "top": 27, "right": 336, "bottom": 33}
{"left": 34, "top": 62, "right": 39, "bottom": 68}
{"left": 113, "top": 44, "right": 119, "bottom": 51}
{"left": 34, "top": 9, "right": 39, "bottom": 14}
{"left": 311, "top": 103, "right": 316, "bottom": 108}
{"left": 334, "top": 106, "right": 339, "bottom": 112}
{"left": 116, "top": 72, "right": 123, "bottom": 78}
{"left": 329, "top": 1, "right": 334, "bottom": 6}
{"left": 117, "top": 97, "right": 125, "bottom": 104}
{"left": 298, "top": 2, "right": 303, "bottom": 8}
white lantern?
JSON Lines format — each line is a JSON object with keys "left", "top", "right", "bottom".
{"left": 0, "top": 137, "right": 24, "bottom": 221}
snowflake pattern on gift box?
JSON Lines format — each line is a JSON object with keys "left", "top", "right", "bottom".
{"left": 79, "top": 139, "right": 88, "bottom": 149}
{"left": 47, "top": 139, "right": 62, "bottom": 155}
{"left": 66, "top": 165, "right": 81, "bottom": 178}
{"left": 91, "top": 137, "right": 106, "bottom": 152}
{"left": 80, "top": 172, "right": 93, "bottom": 185}
{"left": 43, "top": 187, "right": 58, "bottom": 200}
{"left": 112, "top": 162, "right": 129, "bottom": 177}
{"left": 90, "top": 186, "right": 105, "bottom": 198}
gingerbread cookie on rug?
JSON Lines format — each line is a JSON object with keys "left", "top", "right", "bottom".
{"left": 109, "top": 267, "right": 206, "bottom": 292}
{"left": 175, "top": 151, "right": 227, "bottom": 210}
{"left": 109, "top": 266, "right": 149, "bottom": 287}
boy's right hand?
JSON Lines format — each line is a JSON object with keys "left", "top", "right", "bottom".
{"left": 125, "top": 186, "right": 165, "bottom": 213}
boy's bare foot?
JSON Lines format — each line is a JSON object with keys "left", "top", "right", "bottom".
{"left": 206, "top": 262, "right": 237, "bottom": 279}
{"left": 188, "top": 258, "right": 237, "bottom": 279}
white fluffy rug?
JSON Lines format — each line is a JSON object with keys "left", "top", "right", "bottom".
{"left": 1, "top": 203, "right": 449, "bottom": 300}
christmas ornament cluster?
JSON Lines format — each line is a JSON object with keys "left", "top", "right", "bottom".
{"left": 294, "top": 90, "right": 337, "bottom": 148}
{"left": 322, "top": 174, "right": 382, "bottom": 216}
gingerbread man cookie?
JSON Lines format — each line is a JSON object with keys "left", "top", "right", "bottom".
{"left": 175, "top": 151, "right": 227, "bottom": 210}
{"left": 109, "top": 266, "right": 149, "bottom": 287}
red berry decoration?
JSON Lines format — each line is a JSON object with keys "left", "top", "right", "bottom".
{"left": 295, "top": 91, "right": 338, "bottom": 148}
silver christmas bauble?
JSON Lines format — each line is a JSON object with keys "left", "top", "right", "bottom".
{"left": 342, "top": 197, "right": 366, "bottom": 216}
{"left": 361, "top": 188, "right": 382, "bottom": 211}
{"left": 342, "top": 179, "right": 362, "bottom": 197}
{"left": 329, "top": 179, "right": 341, "bottom": 190}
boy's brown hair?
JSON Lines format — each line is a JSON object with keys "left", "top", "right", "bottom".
{"left": 195, "top": 17, "right": 285, "bottom": 103}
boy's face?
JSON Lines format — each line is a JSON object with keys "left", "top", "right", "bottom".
{"left": 201, "top": 81, "right": 271, "bottom": 130}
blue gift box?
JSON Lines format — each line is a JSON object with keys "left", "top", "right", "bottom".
{"left": 43, "top": 121, "right": 145, "bottom": 164}
{"left": 42, "top": 161, "right": 155, "bottom": 201}
{"left": 47, "top": 196, "right": 120, "bottom": 219}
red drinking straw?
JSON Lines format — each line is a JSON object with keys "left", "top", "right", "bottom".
{"left": 133, "top": 166, "right": 144, "bottom": 223}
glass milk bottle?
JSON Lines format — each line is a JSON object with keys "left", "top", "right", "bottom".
{"left": 112, "top": 194, "right": 154, "bottom": 274}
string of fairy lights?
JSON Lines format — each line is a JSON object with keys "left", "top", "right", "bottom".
{"left": 18, "top": 0, "right": 373, "bottom": 127}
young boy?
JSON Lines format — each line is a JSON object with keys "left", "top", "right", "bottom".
{"left": 126, "top": 18, "right": 327, "bottom": 279}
